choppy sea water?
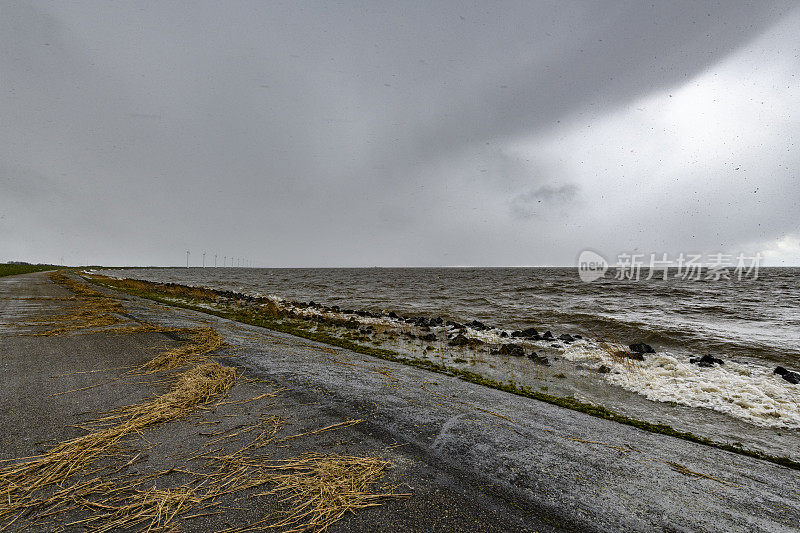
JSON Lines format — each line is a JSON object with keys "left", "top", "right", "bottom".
{"left": 103, "top": 267, "right": 800, "bottom": 447}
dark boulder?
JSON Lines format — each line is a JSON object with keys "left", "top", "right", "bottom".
{"left": 499, "top": 331, "right": 509, "bottom": 338}
{"left": 497, "top": 343, "right": 525, "bottom": 357}
{"left": 629, "top": 343, "right": 655, "bottom": 354}
{"left": 446, "top": 320, "right": 463, "bottom": 329}
{"left": 388, "top": 312, "right": 399, "bottom": 319}
{"left": 774, "top": 366, "right": 800, "bottom": 384}
{"left": 558, "top": 333, "right": 574, "bottom": 343}
{"left": 542, "top": 330, "right": 554, "bottom": 340}
{"left": 430, "top": 316, "right": 444, "bottom": 326}
{"left": 598, "top": 365, "right": 611, "bottom": 373}
{"left": 448, "top": 333, "right": 471, "bottom": 347}
{"left": 527, "top": 351, "right": 550, "bottom": 366}
{"left": 784, "top": 373, "right": 800, "bottom": 385}
{"left": 419, "top": 333, "right": 437, "bottom": 342}
{"left": 690, "top": 354, "right": 724, "bottom": 367}
{"left": 469, "top": 320, "right": 489, "bottom": 331}
{"left": 521, "top": 327, "right": 540, "bottom": 339}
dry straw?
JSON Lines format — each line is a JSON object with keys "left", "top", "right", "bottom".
{"left": 0, "top": 363, "right": 236, "bottom": 527}
{"left": 64, "top": 484, "right": 202, "bottom": 533}
{"left": 48, "top": 271, "right": 107, "bottom": 298}
{"left": 140, "top": 327, "right": 225, "bottom": 373}
{"left": 23, "top": 271, "right": 126, "bottom": 335}
{"left": 30, "top": 298, "right": 125, "bottom": 336}
{"left": 243, "top": 453, "right": 396, "bottom": 533}
{"left": 192, "top": 419, "right": 404, "bottom": 533}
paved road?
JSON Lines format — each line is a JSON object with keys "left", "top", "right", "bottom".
{"left": 2, "top": 271, "right": 799, "bottom": 532}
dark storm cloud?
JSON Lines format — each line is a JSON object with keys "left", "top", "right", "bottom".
{"left": 1, "top": 1, "right": 798, "bottom": 266}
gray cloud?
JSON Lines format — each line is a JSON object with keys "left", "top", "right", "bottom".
{"left": 1, "top": 1, "right": 798, "bottom": 266}
{"left": 511, "top": 184, "right": 580, "bottom": 219}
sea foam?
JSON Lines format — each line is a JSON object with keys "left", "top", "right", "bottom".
{"left": 563, "top": 343, "right": 800, "bottom": 428}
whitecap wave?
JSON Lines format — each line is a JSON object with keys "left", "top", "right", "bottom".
{"left": 563, "top": 343, "right": 800, "bottom": 428}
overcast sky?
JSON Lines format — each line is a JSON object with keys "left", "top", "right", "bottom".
{"left": 2, "top": 1, "right": 799, "bottom": 267}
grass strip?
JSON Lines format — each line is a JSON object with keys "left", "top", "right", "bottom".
{"left": 0, "top": 264, "right": 59, "bottom": 279}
